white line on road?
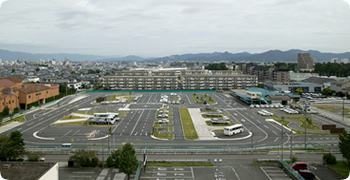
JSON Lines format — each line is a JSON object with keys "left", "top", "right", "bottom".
{"left": 272, "top": 131, "right": 277, "bottom": 135}
{"left": 274, "top": 137, "right": 278, "bottom": 142}
{"left": 185, "top": 94, "right": 192, "bottom": 104}
{"left": 62, "top": 130, "right": 72, "bottom": 138}
{"left": 191, "top": 167, "right": 195, "bottom": 179}
{"left": 73, "top": 172, "right": 95, "bottom": 174}
{"left": 147, "top": 95, "right": 153, "bottom": 103}
{"left": 264, "top": 125, "right": 269, "bottom": 129}
{"left": 130, "top": 110, "right": 144, "bottom": 135}
{"left": 232, "top": 167, "right": 240, "bottom": 180}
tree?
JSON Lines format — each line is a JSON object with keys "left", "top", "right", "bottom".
{"left": 69, "top": 149, "right": 97, "bottom": 167}
{"left": 321, "top": 88, "right": 332, "bottom": 96}
{"left": 91, "top": 156, "right": 99, "bottom": 167}
{"left": 323, "top": 153, "right": 336, "bottom": 164}
{"left": 7, "top": 130, "right": 25, "bottom": 161}
{"left": 0, "top": 134, "right": 10, "bottom": 161}
{"left": 26, "top": 151, "right": 45, "bottom": 162}
{"left": 1, "top": 106, "right": 10, "bottom": 116}
{"left": 106, "top": 156, "right": 114, "bottom": 167}
{"left": 119, "top": 142, "right": 138, "bottom": 180}
{"left": 296, "top": 88, "right": 303, "bottom": 95}
{"left": 14, "top": 107, "right": 19, "bottom": 114}
{"left": 339, "top": 130, "right": 350, "bottom": 165}
{"left": 111, "top": 149, "right": 121, "bottom": 167}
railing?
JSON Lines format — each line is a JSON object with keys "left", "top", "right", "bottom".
{"left": 279, "top": 159, "right": 305, "bottom": 180}
{"left": 134, "top": 161, "right": 142, "bottom": 180}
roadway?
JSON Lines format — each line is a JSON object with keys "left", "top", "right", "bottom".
{"left": 0, "top": 92, "right": 344, "bottom": 150}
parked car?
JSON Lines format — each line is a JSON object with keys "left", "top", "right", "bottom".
{"left": 111, "top": 101, "right": 119, "bottom": 104}
{"left": 100, "top": 101, "right": 109, "bottom": 105}
{"left": 157, "top": 114, "right": 169, "bottom": 118}
{"left": 158, "top": 119, "right": 169, "bottom": 124}
{"left": 292, "top": 162, "right": 308, "bottom": 171}
{"left": 298, "top": 170, "right": 315, "bottom": 180}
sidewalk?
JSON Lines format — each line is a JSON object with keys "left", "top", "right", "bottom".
{"left": 188, "top": 108, "right": 217, "bottom": 140}
{"left": 0, "top": 122, "right": 23, "bottom": 134}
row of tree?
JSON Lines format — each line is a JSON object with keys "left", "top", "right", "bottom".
{"left": 69, "top": 142, "right": 138, "bottom": 180}
{"left": 204, "top": 62, "right": 229, "bottom": 70}
{"left": 314, "top": 62, "right": 350, "bottom": 77}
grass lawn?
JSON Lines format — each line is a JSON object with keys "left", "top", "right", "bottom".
{"left": 152, "top": 130, "right": 174, "bottom": 140}
{"left": 148, "top": 161, "right": 214, "bottom": 167}
{"left": 327, "top": 161, "right": 350, "bottom": 178}
{"left": 273, "top": 119, "right": 291, "bottom": 127}
{"left": 60, "top": 115, "right": 85, "bottom": 120}
{"left": 0, "top": 115, "right": 26, "bottom": 127}
{"left": 179, "top": 108, "right": 198, "bottom": 140}
{"left": 286, "top": 117, "right": 322, "bottom": 130}
{"left": 205, "top": 121, "right": 231, "bottom": 126}
{"left": 192, "top": 94, "right": 216, "bottom": 104}
{"left": 212, "top": 129, "right": 224, "bottom": 132}
{"left": 52, "top": 121, "right": 87, "bottom": 126}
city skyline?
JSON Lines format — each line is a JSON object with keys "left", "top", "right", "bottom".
{"left": 0, "top": 0, "right": 349, "bottom": 57}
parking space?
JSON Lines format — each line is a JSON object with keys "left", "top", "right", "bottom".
{"left": 141, "top": 167, "right": 194, "bottom": 180}
{"left": 261, "top": 167, "right": 291, "bottom": 180}
{"left": 308, "top": 164, "right": 341, "bottom": 180}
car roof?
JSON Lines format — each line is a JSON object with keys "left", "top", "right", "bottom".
{"left": 295, "top": 162, "right": 307, "bottom": 164}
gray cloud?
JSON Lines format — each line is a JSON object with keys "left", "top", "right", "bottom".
{"left": 0, "top": 0, "right": 349, "bottom": 57}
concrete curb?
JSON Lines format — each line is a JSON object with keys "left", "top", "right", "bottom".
{"left": 265, "top": 119, "right": 296, "bottom": 133}
{"left": 150, "top": 135, "right": 174, "bottom": 141}
{"left": 214, "top": 132, "right": 253, "bottom": 141}
{"left": 88, "top": 135, "right": 109, "bottom": 141}
{"left": 33, "top": 131, "right": 55, "bottom": 141}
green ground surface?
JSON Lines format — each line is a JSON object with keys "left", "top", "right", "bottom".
{"left": 192, "top": 94, "right": 216, "bottom": 104}
{"left": 60, "top": 115, "right": 85, "bottom": 120}
{"left": 205, "top": 120, "right": 231, "bottom": 126}
{"left": 179, "top": 108, "right": 198, "bottom": 140}
{"left": 285, "top": 116, "right": 322, "bottom": 130}
{"left": 0, "top": 115, "right": 25, "bottom": 127}
{"left": 327, "top": 161, "right": 350, "bottom": 178}
{"left": 212, "top": 129, "right": 224, "bottom": 132}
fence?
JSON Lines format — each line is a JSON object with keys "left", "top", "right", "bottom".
{"left": 134, "top": 161, "right": 142, "bottom": 180}
{"left": 279, "top": 159, "right": 305, "bottom": 180}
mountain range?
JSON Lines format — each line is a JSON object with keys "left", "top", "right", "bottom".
{"left": 0, "top": 48, "right": 349, "bottom": 63}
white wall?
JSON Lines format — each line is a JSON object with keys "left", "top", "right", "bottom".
{"left": 39, "top": 163, "right": 59, "bottom": 180}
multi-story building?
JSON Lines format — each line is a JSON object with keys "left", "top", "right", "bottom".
{"left": 241, "top": 64, "right": 289, "bottom": 82}
{"left": 0, "top": 77, "right": 59, "bottom": 112}
{"left": 102, "top": 69, "right": 257, "bottom": 90}
{"left": 297, "top": 53, "right": 315, "bottom": 71}
{"left": 331, "top": 58, "right": 349, "bottom": 64}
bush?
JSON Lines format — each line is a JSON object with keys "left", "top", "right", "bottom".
{"left": 91, "top": 157, "right": 99, "bottom": 167}
{"left": 323, "top": 153, "right": 337, "bottom": 164}
{"left": 81, "top": 157, "right": 91, "bottom": 167}
{"left": 291, "top": 156, "right": 298, "bottom": 163}
{"left": 14, "top": 107, "right": 19, "bottom": 114}
{"left": 106, "top": 156, "right": 114, "bottom": 168}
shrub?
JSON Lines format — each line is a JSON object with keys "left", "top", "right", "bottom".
{"left": 291, "top": 156, "right": 298, "bottom": 163}
{"left": 14, "top": 107, "right": 19, "bottom": 114}
{"left": 106, "top": 156, "right": 114, "bottom": 168}
{"left": 91, "top": 157, "right": 99, "bottom": 167}
{"left": 323, "top": 153, "right": 337, "bottom": 164}
{"left": 82, "top": 157, "right": 91, "bottom": 167}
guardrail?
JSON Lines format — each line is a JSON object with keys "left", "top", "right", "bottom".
{"left": 134, "top": 161, "right": 142, "bottom": 180}
{"left": 279, "top": 160, "right": 305, "bottom": 180}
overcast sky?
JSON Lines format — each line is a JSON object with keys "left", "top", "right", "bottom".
{"left": 0, "top": 0, "right": 349, "bottom": 57}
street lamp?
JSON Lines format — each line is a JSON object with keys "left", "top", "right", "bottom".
{"left": 304, "top": 102, "right": 309, "bottom": 149}
{"left": 281, "top": 116, "right": 284, "bottom": 160}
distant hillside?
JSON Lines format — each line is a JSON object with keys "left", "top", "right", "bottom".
{"left": 0, "top": 49, "right": 120, "bottom": 62}
{"left": 1, "top": 48, "right": 349, "bottom": 62}
{"left": 148, "top": 50, "right": 350, "bottom": 63}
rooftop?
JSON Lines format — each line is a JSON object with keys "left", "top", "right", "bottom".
{"left": 0, "top": 162, "right": 56, "bottom": 180}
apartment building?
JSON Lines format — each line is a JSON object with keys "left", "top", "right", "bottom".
{"left": 241, "top": 64, "right": 289, "bottom": 82}
{"left": 102, "top": 69, "right": 257, "bottom": 90}
{"left": 297, "top": 53, "right": 315, "bottom": 71}
{"left": 331, "top": 58, "right": 349, "bottom": 64}
{"left": 0, "top": 77, "right": 59, "bottom": 112}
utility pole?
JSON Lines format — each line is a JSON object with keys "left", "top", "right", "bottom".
{"left": 290, "top": 131, "right": 293, "bottom": 166}
{"left": 304, "top": 103, "right": 309, "bottom": 149}
{"left": 37, "top": 86, "right": 40, "bottom": 107}
{"left": 281, "top": 116, "right": 284, "bottom": 160}
{"left": 108, "top": 119, "right": 110, "bottom": 156}
{"left": 343, "top": 96, "right": 345, "bottom": 121}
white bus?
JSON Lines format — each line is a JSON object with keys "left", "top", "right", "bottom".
{"left": 224, "top": 124, "right": 244, "bottom": 136}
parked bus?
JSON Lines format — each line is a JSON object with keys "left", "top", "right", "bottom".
{"left": 224, "top": 124, "right": 243, "bottom": 136}
{"left": 134, "top": 96, "right": 140, "bottom": 101}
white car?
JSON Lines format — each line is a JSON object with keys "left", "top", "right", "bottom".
{"left": 158, "top": 119, "right": 169, "bottom": 124}
{"left": 100, "top": 101, "right": 109, "bottom": 105}
{"left": 250, "top": 105, "right": 254, "bottom": 108}
{"left": 111, "top": 101, "right": 119, "bottom": 104}
{"left": 255, "top": 105, "right": 260, "bottom": 108}
{"left": 157, "top": 114, "right": 169, "bottom": 118}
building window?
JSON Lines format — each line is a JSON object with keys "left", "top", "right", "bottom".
{"left": 12, "top": 100, "right": 14, "bottom": 103}
{"left": 29, "top": 95, "right": 31, "bottom": 98}
{"left": 46, "top": 91, "right": 48, "bottom": 94}
{"left": 9, "top": 101, "right": 10, "bottom": 104}
{"left": 52, "top": 90, "right": 53, "bottom": 93}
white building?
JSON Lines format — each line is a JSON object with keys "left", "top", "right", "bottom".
{"left": 331, "top": 58, "right": 349, "bottom": 64}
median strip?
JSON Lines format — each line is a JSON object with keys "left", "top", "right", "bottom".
{"left": 179, "top": 108, "right": 198, "bottom": 140}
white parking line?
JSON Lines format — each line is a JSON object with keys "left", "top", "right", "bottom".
{"left": 231, "top": 167, "right": 240, "bottom": 180}
{"left": 191, "top": 167, "right": 195, "bottom": 179}
{"left": 130, "top": 110, "right": 144, "bottom": 135}
{"left": 274, "top": 137, "right": 278, "bottom": 142}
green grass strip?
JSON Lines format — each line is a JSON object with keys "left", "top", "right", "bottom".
{"left": 327, "top": 161, "right": 350, "bottom": 178}
{"left": 179, "top": 108, "right": 198, "bottom": 140}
